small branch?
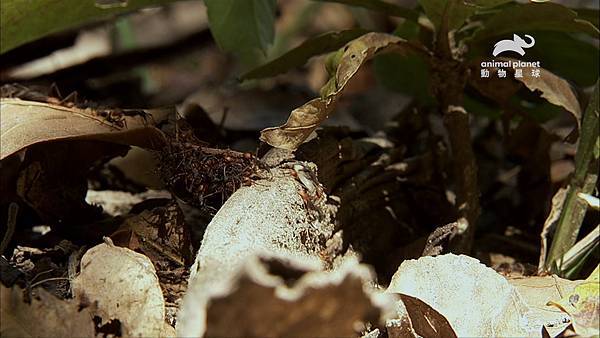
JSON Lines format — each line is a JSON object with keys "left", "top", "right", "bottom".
{"left": 30, "top": 277, "right": 70, "bottom": 289}
{"left": 443, "top": 105, "right": 481, "bottom": 253}
{"left": 431, "top": 9, "right": 481, "bottom": 252}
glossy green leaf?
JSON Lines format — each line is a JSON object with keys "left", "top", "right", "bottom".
{"left": 525, "top": 32, "right": 599, "bottom": 87}
{"left": 574, "top": 8, "right": 599, "bottom": 29}
{"left": 205, "top": 0, "right": 276, "bottom": 66}
{"left": 241, "top": 29, "right": 369, "bottom": 80}
{"left": 313, "top": 0, "right": 418, "bottom": 21}
{"left": 373, "top": 19, "right": 431, "bottom": 102}
{"left": 471, "top": 2, "right": 599, "bottom": 41}
{"left": 0, "top": 0, "right": 179, "bottom": 54}
{"left": 419, "top": 0, "right": 475, "bottom": 31}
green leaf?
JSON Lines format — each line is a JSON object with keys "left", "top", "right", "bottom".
{"left": 313, "top": 0, "right": 418, "bottom": 21}
{"left": 241, "top": 29, "right": 369, "bottom": 80}
{"left": 471, "top": 2, "right": 599, "bottom": 42}
{"left": 373, "top": 54, "right": 432, "bottom": 103}
{"left": 0, "top": 0, "right": 179, "bottom": 54}
{"left": 373, "top": 19, "right": 431, "bottom": 102}
{"left": 463, "top": 0, "right": 512, "bottom": 7}
{"left": 205, "top": 0, "right": 276, "bottom": 66}
{"left": 463, "top": 95, "right": 501, "bottom": 119}
{"left": 419, "top": 0, "right": 511, "bottom": 33}
{"left": 574, "top": 8, "right": 599, "bottom": 29}
{"left": 525, "top": 32, "right": 599, "bottom": 87}
{"left": 518, "top": 99, "right": 563, "bottom": 123}
{"left": 418, "top": 0, "right": 476, "bottom": 31}
{"left": 467, "top": 30, "right": 599, "bottom": 87}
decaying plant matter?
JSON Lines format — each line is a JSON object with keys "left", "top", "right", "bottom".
{"left": 1, "top": 0, "right": 599, "bottom": 337}
{"left": 157, "top": 119, "right": 264, "bottom": 209}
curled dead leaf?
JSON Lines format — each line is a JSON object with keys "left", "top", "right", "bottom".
{"left": 514, "top": 67, "right": 582, "bottom": 129}
{"left": 260, "top": 32, "right": 426, "bottom": 150}
{"left": 469, "top": 59, "right": 581, "bottom": 129}
{"left": 0, "top": 98, "right": 171, "bottom": 160}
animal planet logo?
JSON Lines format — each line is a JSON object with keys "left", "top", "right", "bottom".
{"left": 480, "top": 34, "right": 541, "bottom": 79}
{"left": 492, "top": 34, "right": 535, "bottom": 56}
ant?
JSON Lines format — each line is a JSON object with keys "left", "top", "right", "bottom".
{"left": 96, "top": 109, "right": 127, "bottom": 129}
{"left": 123, "top": 109, "right": 152, "bottom": 125}
{"left": 1, "top": 83, "right": 81, "bottom": 107}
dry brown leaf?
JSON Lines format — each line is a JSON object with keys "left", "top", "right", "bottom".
{"left": 397, "top": 294, "right": 458, "bottom": 338}
{"left": 509, "top": 276, "right": 578, "bottom": 337}
{"left": 0, "top": 285, "right": 95, "bottom": 337}
{"left": 387, "top": 254, "right": 532, "bottom": 337}
{"left": 539, "top": 187, "right": 569, "bottom": 272}
{"left": 469, "top": 67, "right": 522, "bottom": 103}
{"left": 110, "top": 202, "right": 193, "bottom": 267}
{"left": 179, "top": 255, "right": 400, "bottom": 337}
{"left": 514, "top": 67, "right": 582, "bottom": 128}
{"left": 72, "top": 240, "right": 167, "bottom": 337}
{"left": 15, "top": 140, "right": 127, "bottom": 224}
{"left": 469, "top": 59, "right": 581, "bottom": 129}
{"left": 0, "top": 98, "right": 171, "bottom": 160}
{"left": 546, "top": 267, "right": 600, "bottom": 337}
{"left": 260, "top": 32, "right": 422, "bottom": 150}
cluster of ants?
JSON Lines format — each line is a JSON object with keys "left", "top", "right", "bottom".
{"left": 1, "top": 83, "right": 149, "bottom": 129}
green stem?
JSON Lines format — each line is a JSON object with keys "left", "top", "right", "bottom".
{"left": 546, "top": 80, "right": 599, "bottom": 274}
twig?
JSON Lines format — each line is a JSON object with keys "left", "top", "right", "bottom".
{"left": 29, "top": 269, "right": 54, "bottom": 285}
{"left": 30, "top": 277, "right": 70, "bottom": 289}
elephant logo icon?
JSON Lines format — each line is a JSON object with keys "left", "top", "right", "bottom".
{"left": 492, "top": 34, "right": 535, "bottom": 57}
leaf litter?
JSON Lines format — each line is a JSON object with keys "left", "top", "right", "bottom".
{"left": 1, "top": 9, "right": 598, "bottom": 337}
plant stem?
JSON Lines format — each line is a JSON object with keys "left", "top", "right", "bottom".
{"left": 546, "top": 80, "right": 599, "bottom": 274}
{"left": 432, "top": 0, "right": 481, "bottom": 253}
{"left": 443, "top": 104, "right": 481, "bottom": 253}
